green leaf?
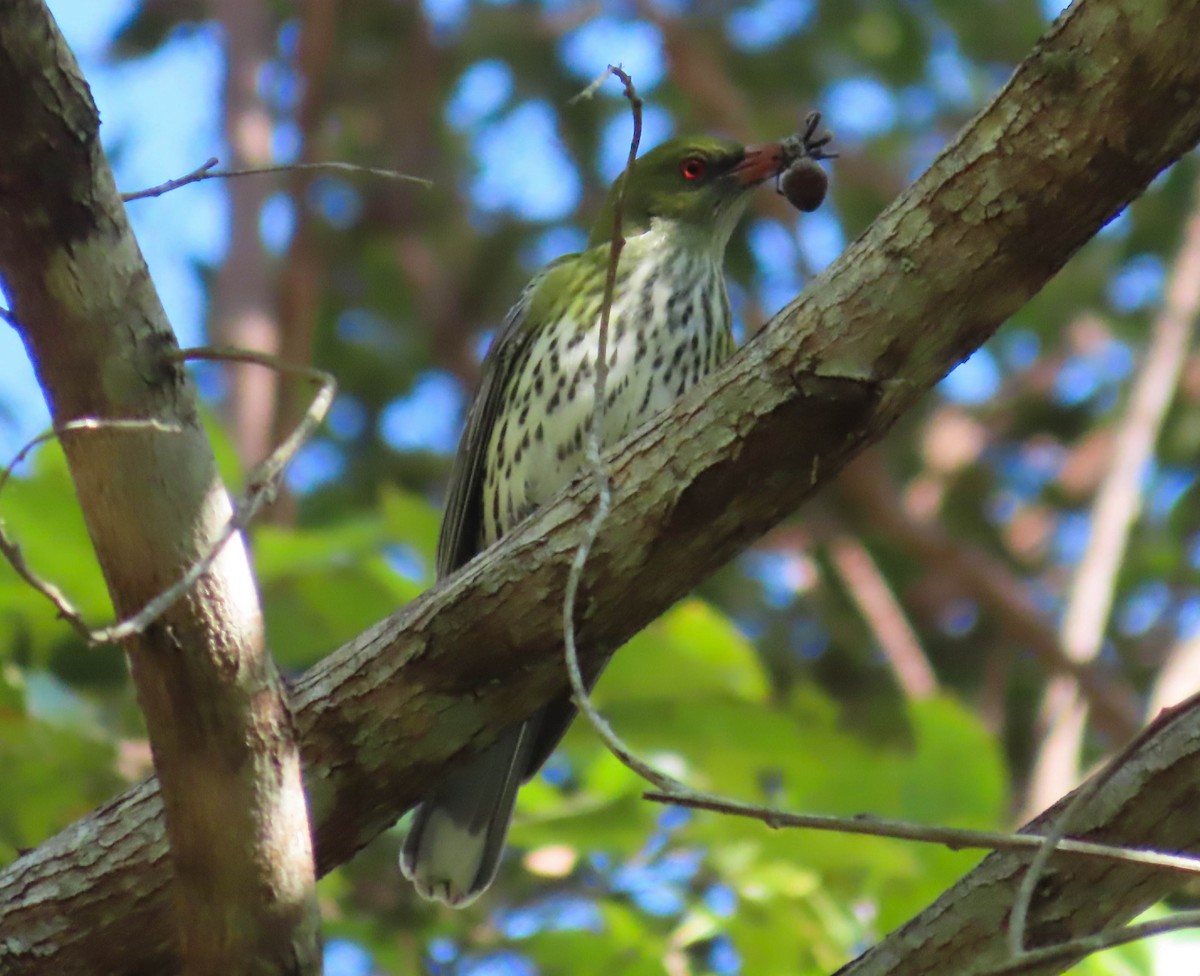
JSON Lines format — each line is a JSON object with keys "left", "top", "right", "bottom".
{"left": 0, "top": 712, "right": 119, "bottom": 864}
{"left": 254, "top": 515, "right": 430, "bottom": 664}
{"left": 596, "top": 598, "right": 770, "bottom": 706}
{"left": 379, "top": 484, "right": 442, "bottom": 566}
{"left": 253, "top": 518, "right": 392, "bottom": 580}
{"left": 672, "top": 692, "right": 1008, "bottom": 932}
{"left": 263, "top": 554, "right": 421, "bottom": 666}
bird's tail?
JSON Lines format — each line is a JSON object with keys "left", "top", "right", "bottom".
{"left": 400, "top": 720, "right": 538, "bottom": 907}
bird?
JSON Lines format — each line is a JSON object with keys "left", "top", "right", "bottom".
{"left": 401, "top": 129, "right": 832, "bottom": 907}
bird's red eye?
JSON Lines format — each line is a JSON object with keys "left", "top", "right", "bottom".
{"left": 680, "top": 157, "right": 706, "bottom": 181}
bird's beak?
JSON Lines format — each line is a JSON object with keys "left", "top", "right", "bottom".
{"left": 733, "top": 142, "right": 785, "bottom": 187}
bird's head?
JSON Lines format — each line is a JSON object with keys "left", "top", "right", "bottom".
{"left": 588, "top": 136, "right": 789, "bottom": 252}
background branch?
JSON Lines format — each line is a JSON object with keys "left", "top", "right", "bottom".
{"left": 122, "top": 157, "right": 428, "bottom": 202}
{"left": 826, "top": 532, "right": 938, "bottom": 700}
{"left": 208, "top": 0, "right": 281, "bottom": 469}
{"left": 836, "top": 450, "right": 1141, "bottom": 741}
{"left": 1025, "top": 169, "right": 1200, "bottom": 817}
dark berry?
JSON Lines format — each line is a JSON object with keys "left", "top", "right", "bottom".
{"left": 780, "top": 158, "right": 829, "bottom": 212}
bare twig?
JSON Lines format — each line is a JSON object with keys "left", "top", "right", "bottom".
{"left": 0, "top": 530, "right": 86, "bottom": 633}
{"left": 568, "top": 63, "right": 623, "bottom": 105}
{"left": 561, "top": 67, "right": 687, "bottom": 792}
{"left": 0, "top": 418, "right": 185, "bottom": 640}
{"left": 982, "top": 910, "right": 1200, "bottom": 975}
{"left": 642, "top": 788, "right": 1200, "bottom": 876}
{"left": 0, "top": 347, "right": 335, "bottom": 645}
{"left": 121, "top": 157, "right": 431, "bottom": 202}
{"left": 171, "top": 347, "right": 334, "bottom": 492}
{"left": 643, "top": 695, "right": 1200, "bottom": 973}
{"left": 1008, "top": 688, "right": 1200, "bottom": 960}
{"left": 1008, "top": 769, "right": 1109, "bottom": 956}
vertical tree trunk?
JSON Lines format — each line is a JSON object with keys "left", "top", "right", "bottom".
{"left": 0, "top": 3, "right": 321, "bottom": 973}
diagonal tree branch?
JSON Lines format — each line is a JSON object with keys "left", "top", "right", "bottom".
{"left": 835, "top": 691, "right": 1200, "bottom": 976}
{"left": 3, "top": 1, "right": 1200, "bottom": 975}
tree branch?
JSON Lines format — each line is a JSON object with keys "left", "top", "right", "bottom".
{"left": 121, "top": 157, "right": 429, "bottom": 202}
{"left": 3, "top": 0, "right": 1200, "bottom": 974}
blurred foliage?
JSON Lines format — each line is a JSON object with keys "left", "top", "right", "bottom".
{"left": 4, "top": 0, "right": 1200, "bottom": 974}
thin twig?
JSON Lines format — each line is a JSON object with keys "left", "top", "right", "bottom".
{"left": 1006, "top": 693, "right": 1198, "bottom": 967}
{"left": 0, "top": 527, "right": 89, "bottom": 636}
{"left": 171, "top": 347, "right": 335, "bottom": 492}
{"left": 0, "top": 346, "right": 335, "bottom": 645}
{"left": 0, "top": 418, "right": 186, "bottom": 640}
{"left": 1008, "top": 772, "right": 1107, "bottom": 957}
{"left": 1007, "top": 690, "right": 1200, "bottom": 960}
{"left": 122, "top": 157, "right": 431, "bottom": 202}
{"left": 560, "top": 67, "right": 685, "bottom": 792}
{"left": 642, "top": 693, "right": 1200, "bottom": 888}
{"left": 642, "top": 788, "right": 1200, "bottom": 876}
{"left": 981, "top": 910, "right": 1200, "bottom": 975}
{"left": 121, "top": 157, "right": 220, "bottom": 201}
{"left": 568, "top": 64, "right": 620, "bottom": 105}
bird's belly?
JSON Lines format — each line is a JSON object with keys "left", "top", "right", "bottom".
{"left": 481, "top": 249, "right": 732, "bottom": 545}
{"left": 510, "top": 321, "right": 718, "bottom": 521}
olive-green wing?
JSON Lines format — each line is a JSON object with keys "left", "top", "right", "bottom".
{"left": 435, "top": 257, "right": 569, "bottom": 578}
{"left": 435, "top": 254, "right": 589, "bottom": 788}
